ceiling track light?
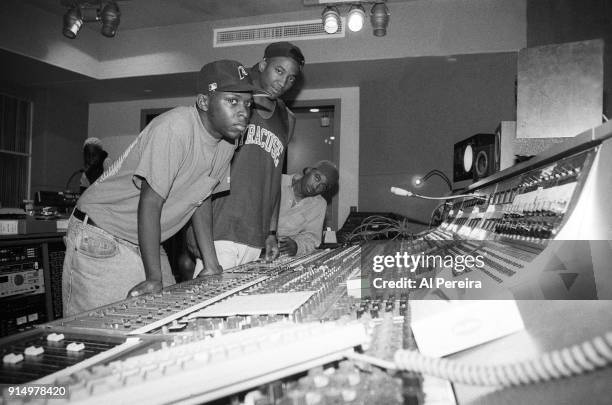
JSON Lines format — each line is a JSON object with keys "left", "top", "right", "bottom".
{"left": 62, "top": 6, "right": 83, "bottom": 39}
{"left": 370, "top": 2, "right": 390, "bottom": 37}
{"left": 322, "top": 6, "right": 341, "bottom": 34}
{"left": 62, "top": 1, "right": 121, "bottom": 39}
{"left": 100, "top": 1, "right": 121, "bottom": 37}
{"left": 316, "top": 1, "right": 390, "bottom": 36}
{"left": 347, "top": 4, "right": 366, "bottom": 32}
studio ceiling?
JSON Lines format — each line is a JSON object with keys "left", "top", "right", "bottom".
{"left": 4, "top": 0, "right": 413, "bottom": 101}
{"left": 22, "top": 0, "right": 411, "bottom": 30}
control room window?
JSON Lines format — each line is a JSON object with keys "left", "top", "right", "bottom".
{"left": 0, "top": 93, "right": 32, "bottom": 209}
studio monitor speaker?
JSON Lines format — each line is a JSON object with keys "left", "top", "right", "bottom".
{"left": 453, "top": 133, "right": 499, "bottom": 182}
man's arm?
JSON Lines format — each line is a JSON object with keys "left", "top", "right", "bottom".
{"left": 267, "top": 108, "right": 297, "bottom": 259}
{"left": 265, "top": 195, "right": 280, "bottom": 261}
{"left": 191, "top": 198, "right": 223, "bottom": 275}
{"left": 128, "top": 179, "right": 164, "bottom": 297}
{"left": 286, "top": 108, "right": 296, "bottom": 143}
{"left": 280, "top": 200, "right": 326, "bottom": 256}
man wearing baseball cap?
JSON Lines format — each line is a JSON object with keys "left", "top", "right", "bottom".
{"left": 198, "top": 41, "right": 306, "bottom": 272}
{"left": 62, "top": 59, "right": 256, "bottom": 315}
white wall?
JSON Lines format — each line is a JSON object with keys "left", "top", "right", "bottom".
{"left": 292, "top": 87, "right": 359, "bottom": 227}
{"left": 88, "top": 96, "right": 195, "bottom": 159}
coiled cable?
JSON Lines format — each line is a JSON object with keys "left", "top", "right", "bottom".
{"left": 391, "top": 331, "right": 612, "bottom": 387}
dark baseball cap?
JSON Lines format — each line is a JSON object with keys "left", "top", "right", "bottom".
{"left": 197, "top": 60, "right": 258, "bottom": 93}
{"left": 264, "top": 42, "right": 305, "bottom": 68}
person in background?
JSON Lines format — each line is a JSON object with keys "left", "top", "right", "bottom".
{"left": 183, "top": 160, "right": 338, "bottom": 277}
{"left": 61, "top": 60, "right": 257, "bottom": 316}
{"left": 205, "top": 41, "right": 305, "bottom": 273}
{"left": 80, "top": 137, "right": 112, "bottom": 193}
{"left": 277, "top": 160, "right": 339, "bottom": 257}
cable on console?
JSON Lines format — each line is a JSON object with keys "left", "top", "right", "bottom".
{"left": 346, "top": 215, "right": 416, "bottom": 242}
{"left": 391, "top": 187, "right": 486, "bottom": 201}
{"left": 388, "top": 331, "right": 612, "bottom": 387}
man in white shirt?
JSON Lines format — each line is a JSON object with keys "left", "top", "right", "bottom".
{"left": 277, "top": 160, "right": 339, "bottom": 256}
{"left": 186, "top": 160, "right": 338, "bottom": 276}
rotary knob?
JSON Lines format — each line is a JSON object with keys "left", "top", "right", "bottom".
{"left": 14, "top": 274, "right": 24, "bottom": 285}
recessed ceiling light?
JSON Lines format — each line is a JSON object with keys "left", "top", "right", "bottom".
{"left": 309, "top": 108, "right": 320, "bottom": 113}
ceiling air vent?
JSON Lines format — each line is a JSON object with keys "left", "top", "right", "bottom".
{"left": 213, "top": 19, "right": 345, "bottom": 47}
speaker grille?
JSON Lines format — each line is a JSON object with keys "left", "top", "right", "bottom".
{"left": 453, "top": 133, "right": 499, "bottom": 182}
{"left": 214, "top": 19, "right": 345, "bottom": 47}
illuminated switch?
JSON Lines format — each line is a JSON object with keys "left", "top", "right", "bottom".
{"left": 24, "top": 345, "right": 44, "bottom": 356}
{"left": 66, "top": 342, "right": 85, "bottom": 352}
{"left": 47, "top": 333, "right": 65, "bottom": 342}
{"left": 3, "top": 353, "right": 24, "bottom": 364}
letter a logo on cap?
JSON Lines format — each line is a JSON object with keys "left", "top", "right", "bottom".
{"left": 237, "top": 66, "right": 248, "bottom": 80}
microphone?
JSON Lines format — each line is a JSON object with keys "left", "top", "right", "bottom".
{"left": 390, "top": 187, "right": 413, "bottom": 197}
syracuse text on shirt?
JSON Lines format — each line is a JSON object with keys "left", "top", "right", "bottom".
{"left": 243, "top": 124, "right": 284, "bottom": 167}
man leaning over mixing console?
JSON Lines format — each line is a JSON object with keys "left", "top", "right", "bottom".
{"left": 276, "top": 160, "right": 339, "bottom": 257}
{"left": 210, "top": 42, "right": 305, "bottom": 270}
{"left": 183, "top": 160, "right": 339, "bottom": 277}
{"left": 61, "top": 60, "right": 258, "bottom": 316}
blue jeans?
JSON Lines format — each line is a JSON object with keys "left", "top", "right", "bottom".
{"left": 62, "top": 215, "right": 175, "bottom": 316}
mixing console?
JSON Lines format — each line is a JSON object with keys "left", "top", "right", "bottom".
{"left": 1, "top": 122, "right": 611, "bottom": 404}
{"left": 439, "top": 148, "right": 592, "bottom": 243}
{"left": 33, "top": 322, "right": 368, "bottom": 405}
{"left": 357, "top": 130, "right": 612, "bottom": 300}
{"left": 41, "top": 272, "right": 267, "bottom": 335}
{"left": 0, "top": 329, "right": 140, "bottom": 385}
{"left": 1, "top": 242, "right": 458, "bottom": 404}
{"left": 223, "top": 250, "right": 333, "bottom": 275}
{"left": 419, "top": 134, "right": 611, "bottom": 299}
